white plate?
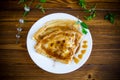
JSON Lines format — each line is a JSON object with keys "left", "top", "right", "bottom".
{"left": 27, "top": 13, "right": 92, "bottom": 74}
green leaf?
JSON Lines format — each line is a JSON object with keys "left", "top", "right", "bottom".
{"left": 82, "top": 28, "right": 88, "bottom": 34}
{"left": 104, "top": 13, "right": 115, "bottom": 24}
{"left": 91, "top": 4, "right": 96, "bottom": 10}
{"left": 80, "top": 22, "right": 88, "bottom": 29}
{"left": 78, "top": 0, "right": 86, "bottom": 9}
{"left": 23, "top": 11, "right": 29, "bottom": 17}
{"left": 110, "top": 16, "right": 114, "bottom": 24}
{"left": 75, "top": 21, "right": 88, "bottom": 35}
{"left": 36, "top": 4, "right": 45, "bottom": 14}
{"left": 83, "top": 4, "right": 96, "bottom": 20}
{"left": 84, "top": 16, "right": 92, "bottom": 20}
{"left": 39, "top": 0, "right": 47, "bottom": 3}
{"left": 84, "top": 9, "right": 91, "bottom": 13}
{"left": 84, "top": 11, "right": 96, "bottom": 20}
{"left": 18, "top": 0, "right": 27, "bottom": 4}
{"left": 92, "top": 12, "right": 96, "bottom": 18}
{"left": 24, "top": 4, "right": 27, "bottom": 8}
{"left": 36, "top": 4, "right": 41, "bottom": 8}
{"left": 40, "top": 6, "right": 45, "bottom": 14}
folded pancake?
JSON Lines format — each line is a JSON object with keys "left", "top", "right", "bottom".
{"left": 33, "top": 19, "right": 79, "bottom": 42}
{"left": 33, "top": 19, "right": 83, "bottom": 64}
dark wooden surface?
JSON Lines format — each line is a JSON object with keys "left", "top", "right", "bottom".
{"left": 0, "top": 0, "right": 120, "bottom": 80}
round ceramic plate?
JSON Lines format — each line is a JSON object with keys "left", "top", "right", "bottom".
{"left": 27, "top": 13, "right": 92, "bottom": 74}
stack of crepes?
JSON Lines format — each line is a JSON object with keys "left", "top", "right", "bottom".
{"left": 33, "top": 19, "right": 83, "bottom": 64}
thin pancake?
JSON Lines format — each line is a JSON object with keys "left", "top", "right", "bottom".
{"left": 35, "top": 30, "right": 82, "bottom": 64}
{"left": 33, "top": 19, "right": 78, "bottom": 42}
{"left": 33, "top": 19, "right": 83, "bottom": 64}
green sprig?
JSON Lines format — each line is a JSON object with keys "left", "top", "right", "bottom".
{"left": 23, "top": 11, "right": 29, "bottom": 17}
{"left": 78, "top": 0, "right": 86, "bottom": 9}
{"left": 22, "top": 4, "right": 30, "bottom": 17}
{"left": 80, "top": 22, "right": 88, "bottom": 29}
{"left": 80, "top": 22, "right": 88, "bottom": 34}
{"left": 104, "top": 13, "right": 115, "bottom": 24}
{"left": 36, "top": 4, "right": 45, "bottom": 14}
{"left": 82, "top": 28, "right": 88, "bottom": 34}
{"left": 84, "top": 4, "right": 96, "bottom": 20}
{"left": 39, "top": 0, "right": 47, "bottom": 3}
{"left": 18, "top": 0, "right": 27, "bottom": 4}
{"left": 76, "top": 20, "right": 88, "bottom": 34}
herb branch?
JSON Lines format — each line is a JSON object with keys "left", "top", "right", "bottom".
{"left": 78, "top": 0, "right": 96, "bottom": 20}
{"left": 84, "top": 4, "right": 96, "bottom": 20}
{"left": 36, "top": 4, "right": 45, "bottom": 14}
{"left": 78, "top": 0, "right": 115, "bottom": 24}
{"left": 18, "top": 0, "right": 46, "bottom": 17}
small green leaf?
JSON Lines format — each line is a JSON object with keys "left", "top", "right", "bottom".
{"left": 40, "top": 6, "right": 45, "bottom": 14}
{"left": 36, "top": 4, "right": 45, "bottom": 14}
{"left": 80, "top": 22, "right": 88, "bottom": 29}
{"left": 36, "top": 4, "right": 41, "bottom": 8}
{"left": 23, "top": 11, "right": 29, "bottom": 17}
{"left": 75, "top": 21, "right": 88, "bottom": 35}
{"left": 18, "top": 0, "right": 27, "bottom": 4}
{"left": 92, "top": 12, "right": 96, "bottom": 18}
{"left": 84, "top": 10, "right": 96, "bottom": 20}
{"left": 91, "top": 4, "right": 96, "bottom": 10}
{"left": 84, "top": 16, "right": 92, "bottom": 20}
{"left": 39, "top": 0, "right": 47, "bottom": 3}
{"left": 104, "top": 13, "right": 115, "bottom": 24}
{"left": 110, "top": 16, "right": 114, "bottom": 24}
{"left": 24, "top": 4, "right": 27, "bottom": 8}
{"left": 78, "top": 0, "right": 86, "bottom": 9}
{"left": 83, "top": 3, "right": 96, "bottom": 20}
{"left": 82, "top": 28, "right": 88, "bottom": 34}
{"left": 84, "top": 9, "right": 91, "bottom": 13}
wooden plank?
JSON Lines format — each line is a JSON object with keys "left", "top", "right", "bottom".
{"left": 0, "top": 0, "right": 120, "bottom": 10}
{"left": 0, "top": 10, "right": 120, "bottom": 21}
{"left": 0, "top": 49, "right": 120, "bottom": 64}
{"left": 0, "top": 63, "right": 120, "bottom": 80}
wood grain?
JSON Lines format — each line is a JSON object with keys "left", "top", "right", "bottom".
{"left": 0, "top": 0, "right": 120, "bottom": 10}
{"left": 0, "top": 0, "right": 120, "bottom": 80}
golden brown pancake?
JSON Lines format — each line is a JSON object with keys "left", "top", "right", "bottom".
{"left": 33, "top": 19, "right": 79, "bottom": 42}
{"left": 33, "top": 19, "right": 82, "bottom": 64}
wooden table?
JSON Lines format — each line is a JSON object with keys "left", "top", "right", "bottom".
{"left": 0, "top": 0, "right": 120, "bottom": 80}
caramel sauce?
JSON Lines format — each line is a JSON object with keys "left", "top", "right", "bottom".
{"left": 78, "top": 54, "right": 83, "bottom": 59}
{"left": 73, "top": 57, "right": 79, "bottom": 64}
{"left": 83, "top": 40, "right": 87, "bottom": 44}
{"left": 82, "top": 40, "right": 88, "bottom": 48}
{"left": 82, "top": 45, "right": 88, "bottom": 48}
{"left": 73, "top": 40, "right": 88, "bottom": 64}
{"left": 81, "top": 50, "right": 86, "bottom": 54}
{"left": 78, "top": 50, "right": 86, "bottom": 59}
